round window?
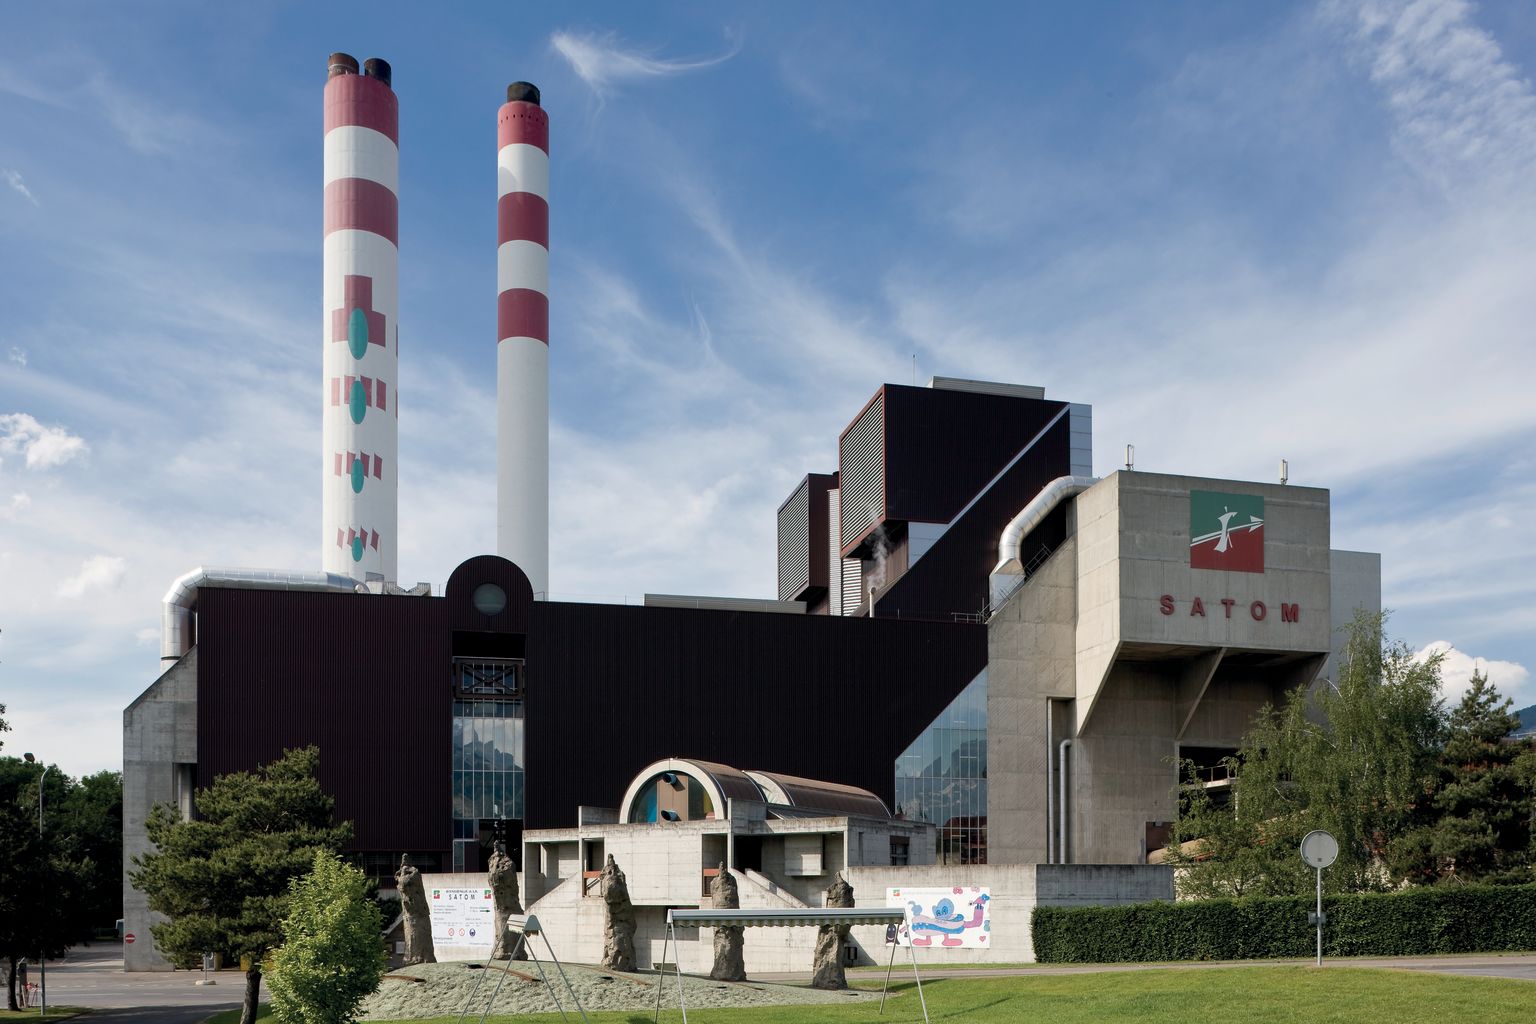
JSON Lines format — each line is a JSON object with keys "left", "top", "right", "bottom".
{"left": 472, "top": 583, "right": 507, "bottom": 616}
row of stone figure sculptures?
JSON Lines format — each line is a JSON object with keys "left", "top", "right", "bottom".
{"left": 393, "top": 845, "right": 858, "bottom": 989}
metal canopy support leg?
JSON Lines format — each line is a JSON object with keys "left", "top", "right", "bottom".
{"left": 538, "top": 930, "right": 591, "bottom": 1024}
{"left": 908, "top": 940, "right": 930, "bottom": 1024}
{"left": 674, "top": 921, "right": 689, "bottom": 1023}
{"left": 879, "top": 939, "right": 899, "bottom": 1014}
{"left": 654, "top": 921, "right": 691, "bottom": 1024}
{"left": 464, "top": 931, "right": 528, "bottom": 1024}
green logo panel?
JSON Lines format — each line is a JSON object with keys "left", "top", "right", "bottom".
{"left": 1190, "top": 490, "right": 1264, "bottom": 573}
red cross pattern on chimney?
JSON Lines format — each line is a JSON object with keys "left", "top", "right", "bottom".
{"left": 330, "top": 275, "right": 387, "bottom": 354}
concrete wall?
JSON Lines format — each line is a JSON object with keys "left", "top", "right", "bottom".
{"left": 122, "top": 651, "right": 200, "bottom": 972}
{"left": 524, "top": 862, "right": 1172, "bottom": 971}
{"left": 987, "top": 537, "right": 1078, "bottom": 864}
{"left": 1068, "top": 667, "right": 1180, "bottom": 864}
{"left": 1079, "top": 473, "right": 1333, "bottom": 728}
{"left": 605, "top": 825, "right": 719, "bottom": 906}
{"left": 1322, "top": 549, "right": 1382, "bottom": 684}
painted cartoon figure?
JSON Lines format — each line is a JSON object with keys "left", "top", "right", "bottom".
{"left": 908, "top": 892, "right": 990, "bottom": 947}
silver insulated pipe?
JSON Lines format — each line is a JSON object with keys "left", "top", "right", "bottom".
{"left": 161, "top": 567, "right": 363, "bottom": 666}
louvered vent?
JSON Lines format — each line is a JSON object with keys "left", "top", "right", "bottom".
{"left": 777, "top": 477, "right": 811, "bottom": 601}
{"left": 840, "top": 556, "right": 864, "bottom": 615}
{"left": 839, "top": 393, "right": 884, "bottom": 553}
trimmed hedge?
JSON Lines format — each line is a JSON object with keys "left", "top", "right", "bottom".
{"left": 1032, "top": 883, "right": 1536, "bottom": 962}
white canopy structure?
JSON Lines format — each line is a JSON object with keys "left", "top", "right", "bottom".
{"left": 655, "top": 907, "right": 929, "bottom": 1024}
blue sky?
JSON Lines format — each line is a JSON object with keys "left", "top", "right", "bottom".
{"left": 2, "top": 1, "right": 1533, "bottom": 775}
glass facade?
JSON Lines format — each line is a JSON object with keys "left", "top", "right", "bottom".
{"left": 451, "top": 696, "right": 525, "bottom": 840}
{"left": 894, "top": 669, "right": 988, "bottom": 863}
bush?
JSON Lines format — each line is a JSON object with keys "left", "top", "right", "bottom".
{"left": 266, "top": 853, "right": 386, "bottom": 1024}
{"left": 1032, "top": 883, "right": 1536, "bottom": 963}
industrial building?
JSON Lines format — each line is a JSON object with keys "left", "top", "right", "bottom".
{"left": 122, "top": 54, "right": 1379, "bottom": 970}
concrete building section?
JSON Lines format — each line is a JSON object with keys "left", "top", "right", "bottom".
{"left": 1323, "top": 548, "right": 1383, "bottom": 683}
{"left": 986, "top": 537, "right": 1078, "bottom": 866}
{"left": 1075, "top": 472, "right": 1333, "bottom": 730}
{"left": 122, "top": 649, "right": 199, "bottom": 972}
{"left": 982, "top": 468, "right": 1369, "bottom": 867}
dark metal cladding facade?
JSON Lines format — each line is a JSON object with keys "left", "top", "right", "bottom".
{"left": 192, "top": 558, "right": 986, "bottom": 854}
{"left": 195, "top": 586, "right": 455, "bottom": 854}
{"left": 524, "top": 601, "right": 985, "bottom": 829}
{"left": 873, "top": 415, "right": 1074, "bottom": 621}
{"left": 839, "top": 385, "right": 1068, "bottom": 559}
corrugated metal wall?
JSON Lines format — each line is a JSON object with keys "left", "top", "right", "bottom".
{"left": 838, "top": 392, "right": 885, "bottom": 555}
{"left": 777, "top": 477, "right": 811, "bottom": 601}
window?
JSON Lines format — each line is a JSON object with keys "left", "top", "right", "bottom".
{"left": 894, "top": 668, "right": 988, "bottom": 864}
{"left": 889, "top": 837, "right": 910, "bottom": 866}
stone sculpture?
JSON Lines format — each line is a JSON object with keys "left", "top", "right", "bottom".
{"left": 601, "top": 854, "right": 638, "bottom": 972}
{"left": 810, "top": 872, "right": 855, "bottom": 990}
{"left": 708, "top": 863, "right": 746, "bottom": 981}
{"left": 487, "top": 839, "right": 527, "bottom": 961}
{"left": 395, "top": 854, "right": 436, "bottom": 966}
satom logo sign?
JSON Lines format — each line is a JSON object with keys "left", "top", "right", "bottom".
{"left": 1190, "top": 491, "right": 1264, "bottom": 573}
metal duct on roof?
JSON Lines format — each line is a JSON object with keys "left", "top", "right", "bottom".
{"left": 161, "top": 567, "right": 363, "bottom": 666}
{"left": 992, "top": 475, "right": 1099, "bottom": 576}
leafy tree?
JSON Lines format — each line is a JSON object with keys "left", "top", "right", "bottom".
{"left": 267, "top": 852, "right": 386, "bottom": 1024}
{"left": 57, "top": 771, "right": 124, "bottom": 933}
{"left": 0, "top": 702, "right": 8, "bottom": 748}
{"left": 1393, "top": 671, "right": 1533, "bottom": 884}
{"left": 131, "top": 747, "right": 352, "bottom": 1024}
{"left": 1167, "top": 611, "right": 1445, "bottom": 896}
{"left": 0, "top": 758, "right": 83, "bottom": 1010}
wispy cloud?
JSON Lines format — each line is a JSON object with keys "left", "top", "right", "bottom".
{"left": 2, "top": 168, "right": 38, "bottom": 206}
{"left": 57, "top": 554, "right": 127, "bottom": 598}
{"left": 7, "top": 347, "right": 26, "bottom": 367}
{"left": 1329, "top": 0, "right": 1536, "bottom": 192}
{"left": 550, "top": 30, "right": 738, "bottom": 98}
{"left": 1, "top": 492, "right": 30, "bottom": 518}
{"left": 0, "top": 413, "right": 87, "bottom": 469}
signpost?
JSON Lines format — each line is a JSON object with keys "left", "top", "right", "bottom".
{"left": 1299, "top": 829, "right": 1338, "bottom": 967}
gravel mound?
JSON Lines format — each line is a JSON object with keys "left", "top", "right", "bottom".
{"left": 362, "top": 960, "right": 878, "bottom": 1019}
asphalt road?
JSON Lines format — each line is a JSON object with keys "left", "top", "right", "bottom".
{"left": 29, "top": 947, "right": 238, "bottom": 1019}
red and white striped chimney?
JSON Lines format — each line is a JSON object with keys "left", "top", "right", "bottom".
{"left": 496, "top": 82, "right": 549, "bottom": 596}
{"left": 322, "top": 53, "right": 398, "bottom": 582}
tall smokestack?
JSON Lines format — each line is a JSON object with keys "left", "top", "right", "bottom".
{"left": 322, "top": 52, "right": 398, "bottom": 581}
{"left": 496, "top": 81, "right": 549, "bottom": 596}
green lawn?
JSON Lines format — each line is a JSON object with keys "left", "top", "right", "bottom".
{"left": 208, "top": 966, "right": 1533, "bottom": 1024}
{"left": 0, "top": 1008, "right": 90, "bottom": 1020}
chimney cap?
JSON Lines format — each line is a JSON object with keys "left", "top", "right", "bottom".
{"left": 363, "top": 57, "right": 392, "bottom": 87}
{"left": 506, "top": 81, "right": 541, "bottom": 106}
{"left": 328, "top": 52, "right": 359, "bottom": 78}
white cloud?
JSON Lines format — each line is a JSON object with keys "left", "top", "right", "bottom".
{"left": 550, "top": 30, "right": 737, "bottom": 98}
{"left": 1, "top": 493, "right": 30, "bottom": 518}
{"left": 1331, "top": 0, "right": 1536, "bottom": 192}
{"left": 57, "top": 554, "right": 128, "bottom": 598}
{"left": 7, "top": 347, "right": 26, "bottom": 367}
{"left": 0, "top": 413, "right": 87, "bottom": 469}
{"left": 1414, "top": 640, "right": 1531, "bottom": 708}
{"left": 2, "top": 168, "right": 39, "bottom": 206}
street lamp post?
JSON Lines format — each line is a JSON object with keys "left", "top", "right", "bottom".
{"left": 21, "top": 753, "right": 49, "bottom": 1017}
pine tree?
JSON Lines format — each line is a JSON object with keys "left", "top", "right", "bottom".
{"left": 130, "top": 747, "right": 352, "bottom": 1024}
{"left": 1407, "top": 672, "right": 1532, "bottom": 883}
